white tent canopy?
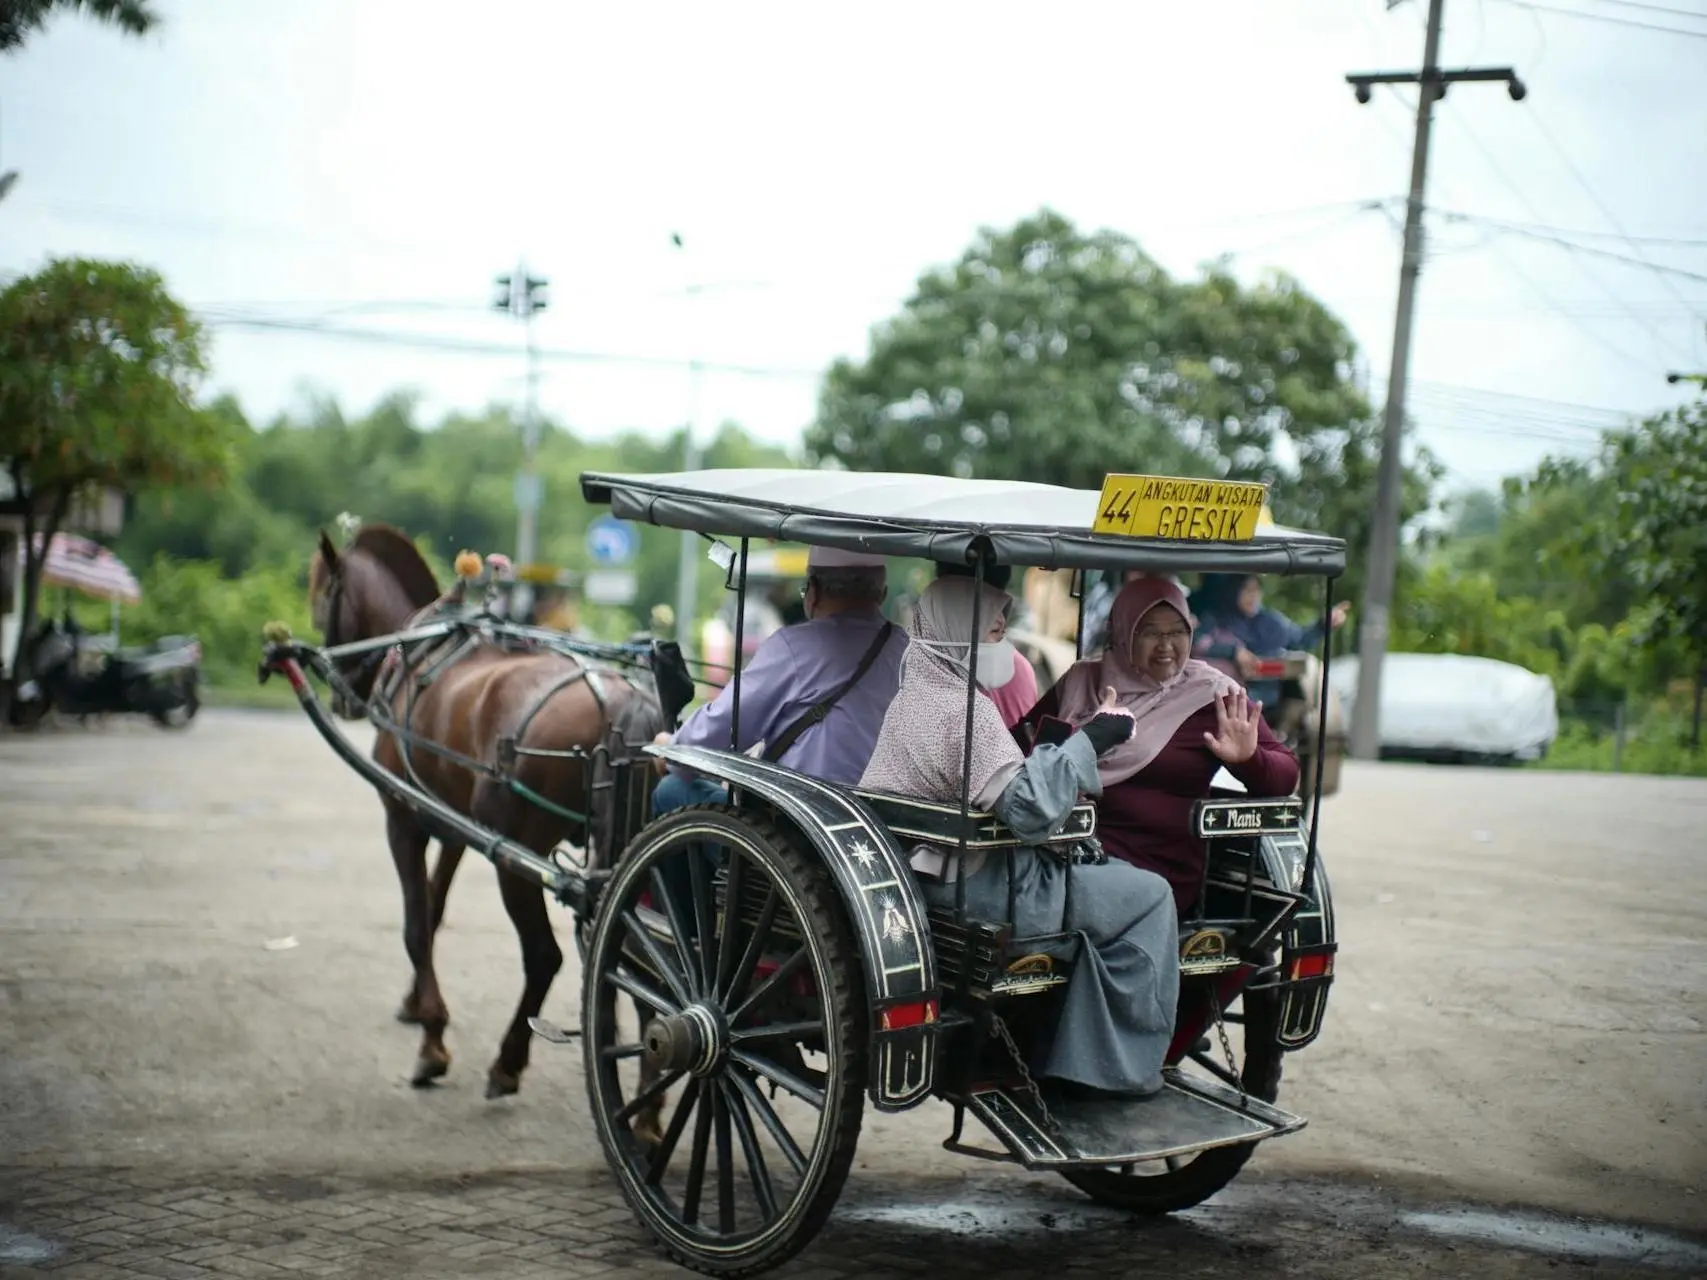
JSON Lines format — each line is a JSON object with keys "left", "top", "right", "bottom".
{"left": 581, "top": 468, "right": 1346, "bottom": 578}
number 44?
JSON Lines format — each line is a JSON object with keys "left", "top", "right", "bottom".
{"left": 1101, "top": 489, "right": 1136, "bottom": 526}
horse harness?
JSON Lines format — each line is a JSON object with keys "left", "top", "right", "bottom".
{"left": 365, "top": 606, "right": 636, "bottom": 828}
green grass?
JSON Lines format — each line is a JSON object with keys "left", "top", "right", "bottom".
{"left": 1532, "top": 712, "right": 1707, "bottom": 778}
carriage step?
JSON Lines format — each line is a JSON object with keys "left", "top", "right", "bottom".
{"left": 962, "top": 1069, "right": 1305, "bottom": 1170}
{"left": 527, "top": 1017, "right": 581, "bottom": 1045}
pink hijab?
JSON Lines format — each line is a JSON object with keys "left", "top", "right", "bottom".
{"left": 1053, "top": 576, "right": 1241, "bottom": 787}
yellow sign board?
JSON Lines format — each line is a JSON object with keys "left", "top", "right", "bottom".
{"left": 1092, "top": 474, "right": 1269, "bottom": 542}
{"left": 516, "top": 563, "right": 573, "bottom": 585}
{"left": 769, "top": 548, "right": 810, "bottom": 577}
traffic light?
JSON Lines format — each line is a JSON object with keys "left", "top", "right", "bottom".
{"left": 493, "top": 271, "right": 548, "bottom": 316}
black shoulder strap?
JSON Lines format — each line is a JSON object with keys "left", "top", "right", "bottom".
{"left": 762, "top": 621, "right": 896, "bottom": 764}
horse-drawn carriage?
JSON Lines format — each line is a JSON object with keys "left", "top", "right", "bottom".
{"left": 260, "top": 467, "right": 1342, "bottom": 1277}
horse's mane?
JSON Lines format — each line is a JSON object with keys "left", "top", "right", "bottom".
{"left": 311, "top": 523, "right": 442, "bottom": 609}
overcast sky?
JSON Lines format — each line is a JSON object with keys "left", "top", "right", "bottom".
{"left": 3, "top": 0, "right": 1704, "bottom": 496}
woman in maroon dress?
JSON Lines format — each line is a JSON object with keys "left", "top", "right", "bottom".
{"left": 1025, "top": 576, "right": 1299, "bottom": 914}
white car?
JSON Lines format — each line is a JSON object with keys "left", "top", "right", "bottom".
{"left": 1328, "top": 652, "right": 1559, "bottom": 764}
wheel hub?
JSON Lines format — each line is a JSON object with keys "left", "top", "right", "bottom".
{"left": 643, "top": 1003, "right": 725, "bottom": 1077}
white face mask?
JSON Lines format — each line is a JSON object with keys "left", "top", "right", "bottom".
{"left": 910, "top": 635, "right": 1015, "bottom": 690}
{"left": 975, "top": 639, "right": 1017, "bottom": 690}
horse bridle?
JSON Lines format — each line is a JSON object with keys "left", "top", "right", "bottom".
{"left": 318, "top": 563, "right": 388, "bottom": 704}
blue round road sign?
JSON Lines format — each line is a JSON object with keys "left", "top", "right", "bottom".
{"left": 586, "top": 515, "right": 637, "bottom": 566}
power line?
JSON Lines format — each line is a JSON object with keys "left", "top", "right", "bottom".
{"left": 1498, "top": 0, "right": 1707, "bottom": 38}
{"left": 1520, "top": 106, "right": 1707, "bottom": 356}
{"left": 1405, "top": 403, "right": 1631, "bottom": 441}
{"left": 1441, "top": 113, "right": 1692, "bottom": 368}
{"left": 1210, "top": 201, "right": 1396, "bottom": 262}
{"left": 1407, "top": 388, "right": 1626, "bottom": 427}
{"left": 203, "top": 308, "right": 1670, "bottom": 430}
{"left": 1426, "top": 209, "right": 1707, "bottom": 248}
{"left": 1405, "top": 396, "right": 1633, "bottom": 435}
{"left": 1584, "top": 0, "right": 1707, "bottom": 20}
{"left": 1439, "top": 214, "right": 1707, "bottom": 285}
{"left": 1405, "top": 379, "right": 1654, "bottom": 416}
{"left": 1418, "top": 415, "right": 1609, "bottom": 443}
{"left": 1350, "top": 55, "right": 1690, "bottom": 372}
{"left": 1407, "top": 299, "right": 1707, "bottom": 317}
{"left": 198, "top": 313, "right": 828, "bottom": 380}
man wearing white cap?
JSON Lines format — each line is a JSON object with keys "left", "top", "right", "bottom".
{"left": 652, "top": 545, "right": 909, "bottom": 812}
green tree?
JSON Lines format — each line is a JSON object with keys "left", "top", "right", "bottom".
{"left": 111, "top": 388, "right": 798, "bottom": 651}
{"left": 1606, "top": 398, "right": 1707, "bottom": 745}
{"left": 802, "top": 208, "right": 1440, "bottom": 603}
{"left": 0, "top": 0, "right": 158, "bottom": 52}
{"left": 1390, "top": 561, "right": 1572, "bottom": 677}
{"left": 0, "top": 257, "right": 227, "bottom": 676}
{"left": 1437, "top": 459, "right": 1633, "bottom": 629}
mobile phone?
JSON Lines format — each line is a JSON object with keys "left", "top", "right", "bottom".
{"left": 1033, "top": 715, "right": 1075, "bottom": 749}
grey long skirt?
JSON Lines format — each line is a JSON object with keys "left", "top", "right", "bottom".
{"left": 922, "top": 854, "right": 1180, "bottom": 1094}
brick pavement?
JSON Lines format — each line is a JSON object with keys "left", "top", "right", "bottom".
{"left": 4, "top": 714, "right": 1704, "bottom": 1279}
{"left": 0, "top": 1164, "right": 1679, "bottom": 1280}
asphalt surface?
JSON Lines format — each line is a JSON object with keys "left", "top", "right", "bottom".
{"left": 1, "top": 708, "right": 1704, "bottom": 1278}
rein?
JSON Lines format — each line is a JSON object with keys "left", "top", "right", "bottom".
{"left": 318, "top": 553, "right": 665, "bottom": 834}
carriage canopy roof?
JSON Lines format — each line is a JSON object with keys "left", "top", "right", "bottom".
{"left": 580, "top": 468, "right": 1346, "bottom": 577}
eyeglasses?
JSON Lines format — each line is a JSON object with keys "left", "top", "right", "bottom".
{"left": 1136, "top": 627, "right": 1191, "bottom": 644}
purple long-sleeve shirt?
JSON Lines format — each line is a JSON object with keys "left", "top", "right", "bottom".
{"left": 672, "top": 609, "right": 909, "bottom": 784}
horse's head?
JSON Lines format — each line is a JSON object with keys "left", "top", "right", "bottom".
{"left": 309, "top": 524, "right": 442, "bottom": 719}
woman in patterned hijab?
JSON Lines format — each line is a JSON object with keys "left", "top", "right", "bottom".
{"left": 861, "top": 576, "right": 1182, "bottom": 1100}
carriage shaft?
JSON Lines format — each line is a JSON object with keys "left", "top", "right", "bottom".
{"left": 261, "top": 645, "right": 588, "bottom": 910}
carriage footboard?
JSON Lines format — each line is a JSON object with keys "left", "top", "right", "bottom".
{"left": 260, "top": 639, "right": 590, "bottom": 911}
{"left": 960, "top": 1070, "right": 1305, "bottom": 1171}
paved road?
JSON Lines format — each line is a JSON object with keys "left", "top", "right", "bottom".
{"left": 2, "top": 710, "right": 1704, "bottom": 1279}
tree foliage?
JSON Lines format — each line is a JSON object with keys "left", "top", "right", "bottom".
{"left": 1437, "top": 458, "right": 1633, "bottom": 629}
{"left": 0, "top": 257, "right": 226, "bottom": 672}
{"left": 0, "top": 0, "right": 158, "bottom": 52}
{"left": 105, "top": 393, "right": 796, "bottom": 677}
{"left": 1400, "top": 393, "right": 1707, "bottom": 763}
{"left": 802, "top": 208, "right": 1442, "bottom": 603}
{"left": 1606, "top": 398, "right": 1707, "bottom": 743}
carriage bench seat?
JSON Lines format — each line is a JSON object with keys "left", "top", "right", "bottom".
{"left": 848, "top": 787, "right": 1098, "bottom": 851}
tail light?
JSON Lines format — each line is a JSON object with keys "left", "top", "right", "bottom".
{"left": 878, "top": 999, "right": 937, "bottom": 1031}
{"left": 1288, "top": 951, "right": 1334, "bottom": 982}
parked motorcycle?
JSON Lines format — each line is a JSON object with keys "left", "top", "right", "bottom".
{"left": 10, "top": 616, "right": 202, "bottom": 728}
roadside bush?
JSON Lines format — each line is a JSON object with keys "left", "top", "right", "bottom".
{"left": 1536, "top": 703, "right": 1707, "bottom": 778}
{"left": 73, "top": 555, "right": 316, "bottom": 690}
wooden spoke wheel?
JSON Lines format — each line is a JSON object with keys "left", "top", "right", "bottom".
{"left": 582, "top": 805, "right": 867, "bottom": 1277}
{"left": 1058, "top": 983, "right": 1285, "bottom": 1215}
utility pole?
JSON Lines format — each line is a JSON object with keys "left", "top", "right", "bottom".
{"left": 1344, "top": 0, "right": 1526, "bottom": 760}
{"left": 493, "top": 262, "right": 548, "bottom": 604}
{"left": 671, "top": 232, "right": 704, "bottom": 657}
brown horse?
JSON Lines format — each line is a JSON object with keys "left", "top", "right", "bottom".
{"left": 309, "top": 523, "right": 667, "bottom": 1102}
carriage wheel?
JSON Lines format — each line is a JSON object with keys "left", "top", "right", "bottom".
{"left": 1058, "top": 983, "right": 1285, "bottom": 1215}
{"left": 582, "top": 804, "right": 867, "bottom": 1277}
